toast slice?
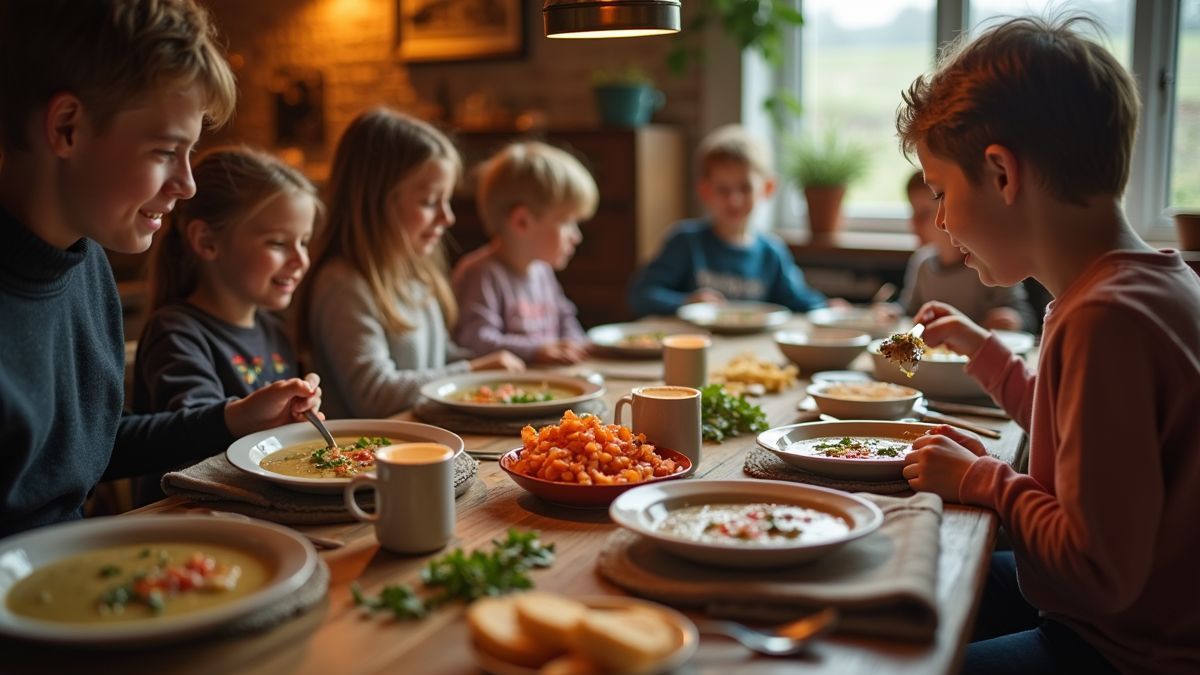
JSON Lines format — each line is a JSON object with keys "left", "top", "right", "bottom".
{"left": 514, "top": 591, "right": 589, "bottom": 650}
{"left": 466, "top": 596, "right": 559, "bottom": 668}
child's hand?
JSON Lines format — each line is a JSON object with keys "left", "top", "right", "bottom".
{"left": 913, "top": 301, "right": 989, "bottom": 357}
{"left": 533, "top": 340, "right": 588, "bottom": 365}
{"left": 224, "top": 373, "right": 322, "bottom": 438}
{"left": 902, "top": 428, "right": 982, "bottom": 501}
{"left": 920, "top": 424, "right": 988, "bottom": 457}
{"left": 872, "top": 301, "right": 903, "bottom": 323}
{"left": 982, "top": 307, "right": 1023, "bottom": 331}
{"left": 685, "top": 289, "right": 725, "bottom": 304}
{"left": 826, "top": 297, "right": 852, "bottom": 309}
{"left": 469, "top": 350, "right": 526, "bottom": 372}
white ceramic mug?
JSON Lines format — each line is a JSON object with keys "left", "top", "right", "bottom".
{"left": 614, "top": 385, "right": 702, "bottom": 472}
{"left": 344, "top": 443, "right": 455, "bottom": 554}
{"left": 662, "top": 334, "right": 710, "bottom": 389}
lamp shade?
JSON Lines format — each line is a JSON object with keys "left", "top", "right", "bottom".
{"left": 543, "top": 0, "right": 681, "bottom": 38}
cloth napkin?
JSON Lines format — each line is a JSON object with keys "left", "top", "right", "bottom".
{"left": 743, "top": 446, "right": 911, "bottom": 494}
{"left": 596, "top": 492, "right": 944, "bottom": 642}
{"left": 221, "top": 558, "right": 330, "bottom": 634}
{"left": 161, "top": 452, "right": 478, "bottom": 525}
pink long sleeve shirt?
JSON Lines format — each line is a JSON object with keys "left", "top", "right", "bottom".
{"left": 959, "top": 250, "right": 1200, "bottom": 673}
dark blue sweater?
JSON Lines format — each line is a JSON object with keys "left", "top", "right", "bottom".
{"left": 0, "top": 208, "right": 232, "bottom": 538}
{"left": 628, "top": 218, "right": 827, "bottom": 317}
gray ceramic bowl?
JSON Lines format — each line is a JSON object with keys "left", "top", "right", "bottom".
{"left": 774, "top": 328, "right": 871, "bottom": 373}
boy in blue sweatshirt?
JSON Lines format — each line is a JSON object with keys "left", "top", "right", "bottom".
{"left": 628, "top": 124, "right": 827, "bottom": 316}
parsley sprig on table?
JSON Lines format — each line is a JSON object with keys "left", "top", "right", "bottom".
{"left": 351, "top": 529, "right": 555, "bottom": 620}
{"left": 700, "top": 384, "right": 769, "bottom": 442}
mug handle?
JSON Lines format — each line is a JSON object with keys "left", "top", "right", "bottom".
{"left": 613, "top": 394, "right": 633, "bottom": 426}
{"left": 344, "top": 473, "right": 379, "bottom": 523}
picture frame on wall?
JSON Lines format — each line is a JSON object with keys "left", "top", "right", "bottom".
{"left": 396, "top": 0, "right": 526, "bottom": 63}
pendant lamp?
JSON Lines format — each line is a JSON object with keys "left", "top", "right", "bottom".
{"left": 543, "top": 0, "right": 681, "bottom": 39}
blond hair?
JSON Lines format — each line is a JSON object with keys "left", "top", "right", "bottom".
{"left": 476, "top": 142, "right": 598, "bottom": 236}
{"left": 896, "top": 14, "right": 1140, "bottom": 205}
{"left": 696, "top": 124, "right": 774, "bottom": 179}
{"left": 0, "top": 0, "right": 236, "bottom": 150}
{"left": 145, "top": 147, "right": 321, "bottom": 317}
{"left": 300, "top": 108, "right": 461, "bottom": 346}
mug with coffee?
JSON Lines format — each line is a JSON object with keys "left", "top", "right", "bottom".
{"left": 614, "top": 385, "right": 701, "bottom": 471}
{"left": 344, "top": 442, "right": 455, "bottom": 554}
{"left": 662, "top": 334, "right": 710, "bottom": 389}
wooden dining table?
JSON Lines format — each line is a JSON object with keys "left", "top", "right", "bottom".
{"left": 3, "top": 316, "right": 1028, "bottom": 675}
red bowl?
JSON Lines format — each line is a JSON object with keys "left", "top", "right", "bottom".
{"left": 498, "top": 447, "right": 692, "bottom": 508}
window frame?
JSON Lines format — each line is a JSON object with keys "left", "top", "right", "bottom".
{"left": 760, "top": 0, "right": 1184, "bottom": 240}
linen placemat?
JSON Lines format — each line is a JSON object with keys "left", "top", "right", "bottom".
{"left": 743, "top": 446, "right": 911, "bottom": 494}
{"left": 412, "top": 397, "right": 609, "bottom": 435}
{"left": 222, "top": 558, "right": 330, "bottom": 634}
{"left": 596, "top": 492, "right": 944, "bottom": 642}
{"left": 161, "top": 452, "right": 478, "bottom": 525}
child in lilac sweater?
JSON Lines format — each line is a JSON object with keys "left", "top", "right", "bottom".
{"left": 452, "top": 142, "right": 597, "bottom": 364}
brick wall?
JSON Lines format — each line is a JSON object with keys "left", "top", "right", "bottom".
{"left": 201, "top": 0, "right": 705, "bottom": 168}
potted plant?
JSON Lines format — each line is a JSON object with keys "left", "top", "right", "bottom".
{"left": 591, "top": 66, "right": 665, "bottom": 128}
{"left": 785, "top": 132, "right": 869, "bottom": 234}
{"left": 1173, "top": 209, "right": 1200, "bottom": 251}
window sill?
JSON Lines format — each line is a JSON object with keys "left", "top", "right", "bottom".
{"left": 776, "top": 228, "right": 919, "bottom": 263}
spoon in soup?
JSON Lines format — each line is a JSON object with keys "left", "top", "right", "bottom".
{"left": 304, "top": 410, "right": 337, "bottom": 450}
{"left": 696, "top": 607, "right": 838, "bottom": 656}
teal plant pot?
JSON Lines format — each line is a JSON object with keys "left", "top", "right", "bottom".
{"left": 593, "top": 84, "right": 665, "bottom": 127}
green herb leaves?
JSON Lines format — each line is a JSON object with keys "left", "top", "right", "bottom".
{"left": 699, "top": 384, "right": 769, "bottom": 442}
{"left": 352, "top": 529, "right": 555, "bottom": 620}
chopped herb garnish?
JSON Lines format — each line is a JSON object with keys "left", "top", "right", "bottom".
{"left": 351, "top": 529, "right": 555, "bottom": 621}
{"left": 700, "top": 384, "right": 769, "bottom": 442}
{"left": 99, "top": 565, "right": 122, "bottom": 578}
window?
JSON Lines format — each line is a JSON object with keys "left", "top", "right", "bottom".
{"left": 775, "top": 0, "right": 1193, "bottom": 237}
{"left": 1171, "top": 0, "right": 1199, "bottom": 210}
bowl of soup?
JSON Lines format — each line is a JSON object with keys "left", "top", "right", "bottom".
{"left": 0, "top": 514, "right": 315, "bottom": 646}
{"left": 757, "top": 420, "right": 938, "bottom": 481}
{"left": 226, "top": 419, "right": 464, "bottom": 494}
{"left": 419, "top": 372, "right": 605, "bottom": 418}
{"left": 609, "top": 480, "right": 883, "bottom": 568}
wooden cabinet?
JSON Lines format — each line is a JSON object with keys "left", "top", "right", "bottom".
{"left": 446, "top": 125, "right": 686, "bottom": 327}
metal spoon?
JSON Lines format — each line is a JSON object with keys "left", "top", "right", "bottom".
{"left": 304, "top": 409, "right": 336, "bottom": 449}
{"left": 696, "top": 608, "right": 838, "bottom": 656}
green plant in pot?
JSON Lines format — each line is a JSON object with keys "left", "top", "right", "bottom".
{"left": 592, "top": 66, "right": 664, "bottom": 128}
{"left": 785, "top": 132, "right": 869, "bottom": 234}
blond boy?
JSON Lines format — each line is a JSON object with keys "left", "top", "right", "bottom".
{"left": 451, "top": 142, "right": 597, "bottom": 364}
{"left": 0, "top": 0, "right": 322, "bottom": 536}
{"left": 628, "top": 124, "right": 826, "bottom": 316}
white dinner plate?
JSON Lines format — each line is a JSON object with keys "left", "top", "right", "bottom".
{"left": 609, "top": 479, "right": 883, "bottom": 568}
{"left": 0, "top": 515, "right": 316, "bottom": 646}
{"left": 756, "top": 420, "right": 938, "bottom": 481}
{"left": 676, "top": 301, "right": 792, "bottom": 335}
{"left": 471, "top": 595, "right": 698, "bottom": 675}
{"left": 419, "top": 372, "right": 604, "bottom": 418}
{"left": 586, "top": 320, "right": 696, "bottom": 357}
{"left": 226, "top": 419, "right": 464, "bottom": 494}
{"left": 806, "top": 305, "right": 905, "bottom": 339}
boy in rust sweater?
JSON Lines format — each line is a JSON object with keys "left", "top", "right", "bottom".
{"left": 897, "top": 15, "right": 1200, "bottom": 674}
